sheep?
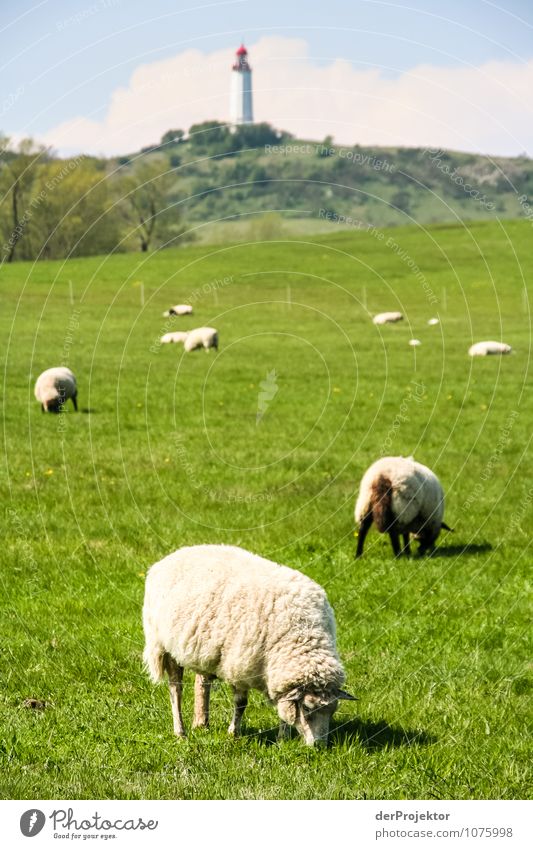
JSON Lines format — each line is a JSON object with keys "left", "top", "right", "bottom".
{"left": 34, "top": 367, "right": 78, "bottom": 413}
{"left": 468, "top": 341, "right": 512, "bottom": 357}
{"left": 183, "top": 326, "right": 218, "bottom": 352}
{"left": 354, "top": 456, "right": 452, "bottom": 557}
{"left": 160, "top": 331, "right": 189, "bottom": 344}
{"left": 409, "top": 339, "right": 421, "bottom": 347}
{"left": 143, "top": 544, "right": 355, "bottom": 746}
{"left": 163, "top": 304, "right": 193, "bottom": 317}
{"left": 373, "top": 311, "right": 403, "bottom": 325}
{"left": 428, "top": 317, "right": 440, "bottom": 326}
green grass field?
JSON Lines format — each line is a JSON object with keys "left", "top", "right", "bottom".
{"left": 1, "top": 219, "right": 531, "bottom": 799}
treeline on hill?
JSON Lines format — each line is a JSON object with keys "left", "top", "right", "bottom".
{"left": 1, "top": 122, "right": 533, "bottom": 262}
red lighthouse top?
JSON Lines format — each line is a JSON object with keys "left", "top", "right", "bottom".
{"left": 233, "top": 44, "right": 251, "bottom": 71}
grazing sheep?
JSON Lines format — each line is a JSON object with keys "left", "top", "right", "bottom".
{"left": 34, "top": 367, "right": 78, "bottom": 413}
{"left": 163, "top": 304, "right": 193, "bottom": 317}
{"left": 355, "top": 456, "right": 452, "bottom": 557}
{"left": 373, "top": 311, "right": 403, "bottom": 325}
{"left": 183, "top": 326, "right": 218, "bottom": 352}
{"left": 160, "top": 331, "right": 189, "bottom": 344}
{"left": 428, "top": 317, "right": 440, "bottom": 326}
{"left": 409, "top": 339, "right": 421, "bottom": 347}
{"left": 143, "top": 544, "right": 355, "bottom": 746}
{"left": 468, "top": 341, "right": 512, "bottom": 357}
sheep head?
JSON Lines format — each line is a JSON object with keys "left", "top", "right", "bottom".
{"left": 277, "top": 686, "right": 356, "bottom": 746}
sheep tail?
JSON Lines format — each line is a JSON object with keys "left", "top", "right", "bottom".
{"left": 371, "top": 474, "right": 395, "bottom": 532}
{"left": 143, "top": 642, "right": 166, "bottom": 683}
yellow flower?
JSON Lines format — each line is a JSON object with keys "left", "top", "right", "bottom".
{"left": 45, "top": 469, "right": 54, "bottom": 476}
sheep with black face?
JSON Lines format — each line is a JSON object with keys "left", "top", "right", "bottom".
{"left": 34, "top": 367, "right": 78, "bottom": 413}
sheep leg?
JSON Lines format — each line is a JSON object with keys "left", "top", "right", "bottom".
{"left": 355, "top": 513, "right": 373, "bottom": 558}
{"left": 163, "top": 654, "right": 186, "bottom": 738}
{"left": 278, "top": 721, "right": 290, "bottom": 741}
{"left": 389, "top": 529, "right": 401, "bottom": 557}
{"left": 228, "top": 687, "right": 248, "bottom": 737}
{"left": 401, "top": 533, "right": 411, "bottom": 556}
{"left": 193, "top": 673, "right": 215, "bottom": 728}
{"left": 72, "top": 393, "right": 78, "bottom": 412}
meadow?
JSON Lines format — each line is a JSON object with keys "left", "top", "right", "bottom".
{"left": 1, "top": 219, "right": 531, "bottom": 799}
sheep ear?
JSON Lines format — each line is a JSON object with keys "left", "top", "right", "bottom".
{"left": 282, "top": 688, "right": 303, "bottom": 702}
{"left": 336, "top": 689, "right": 358, "bottom": 701}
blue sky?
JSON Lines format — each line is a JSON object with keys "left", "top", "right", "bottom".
{"left": 2, "top": 0, "right": 532, "bottom": 155}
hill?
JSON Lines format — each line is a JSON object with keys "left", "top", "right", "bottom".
{"left": 126, "top": 122, "right": 533, "bottom": 242}
{"left": 2, "top": 123, "right": 533, "bottom": 262}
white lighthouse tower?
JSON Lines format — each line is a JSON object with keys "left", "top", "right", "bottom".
{"left": 230, "top": 44, "right": 253, "bottom": 125}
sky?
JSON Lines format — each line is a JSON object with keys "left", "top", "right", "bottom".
{"left": 2, "top": 0, "right": 533, "bottom": 156}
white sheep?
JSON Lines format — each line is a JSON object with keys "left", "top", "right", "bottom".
{"left": 373, "top": 311, "right": 403, "bottom": 325}
{"left": 409, "top": 339, "right": 421, "bottom": 347}
{"left": 183, "top": 326, "right": 218, "bottom": 352}
{"left": 468, "top": 341, "right": 512, "bottom": 357}
{"left": 163, "top": 304, "right": 193, "bottom": 317}
{"left": 160, "top": 331, "right": 189, "bottom": 344}
{"left": 354, "top": 456, "right": 452, "bottom": 557}
{"left": 143, "top": 544, "right": 355, "bottom": 746}
{"left": 34, "top": 367, "right": 78, "bottom": 413}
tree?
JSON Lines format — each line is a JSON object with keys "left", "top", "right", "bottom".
{"left": 161, "top": 129, "right": 184, "bottom": 147}
{"left": 34, "top": 157, "right": 122, "bottom": 259}
{"left": 391, "top": 190, "right": 412, "bottom": 213}
{"left": 114, "top": 157, "right": 182, "bottom": 252}
{"left": 317, "top": 135, "right": 334, "bottom": 156}
{"left": 232, "top": 122, "right": 281, "bottom": 149}
{"left": 0, "top": 137, "right": 49, "bottom": 262}
{"left": 188, "top": 121, "right": 232, "bottom": 155}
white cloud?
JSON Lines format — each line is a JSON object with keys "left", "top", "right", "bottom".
{"left": 42, "top": 36, "right": 533, "bottom": 157}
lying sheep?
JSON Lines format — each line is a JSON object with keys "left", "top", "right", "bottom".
{"left": 163, "top": 304, "right": 193, "bottom": 317}
{"left": 160, "top": 331, "right": 189, "bottom": 344}
{"left": 143, "top": 544, "right": 355, "bottom": 746}
{"left": 373, "top": 311, "right": 403, "bottom": 325}
{"left": 354, "top": 456, "right": 452, "bottom": 557}
{"left": 34, "top": 367, "right": 78, "bottom": 413}
{"left": 468, "top": 341, "right": 512, "bottom": 357}
{"left": 183, "top": 326, "right": 218, "bottom": 352}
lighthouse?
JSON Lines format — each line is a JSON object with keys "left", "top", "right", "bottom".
{"left": 230, "top": 43, "right": 253, "bottom": 125}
